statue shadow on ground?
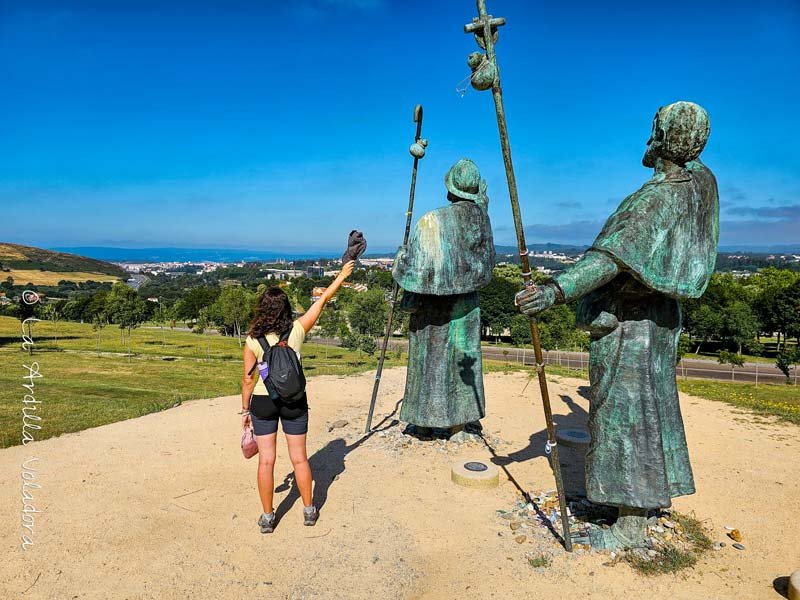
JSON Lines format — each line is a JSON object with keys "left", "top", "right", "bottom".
{"left": 273, "top": 399, "right": 403, "bottom": 524}
{"left": 0, "top": 334, "right": 83, "bottom": 348}
{"left": 487, "top": 393, "right": 591, "bottom": 500}
{"left": 773, "top": 576, "right": 790, "bottom": 599}
{"left": 472, "top": 392, "right": 591, "bottom": 551}
{"left": 458, "top": 354, "right": 484, "bottom": 422}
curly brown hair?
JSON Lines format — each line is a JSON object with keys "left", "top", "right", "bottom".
{"left": 247, "top": 287, "right": 293, "bottom": 338}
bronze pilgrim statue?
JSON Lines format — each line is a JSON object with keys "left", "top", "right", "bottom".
{"left": 393, "top": 158, "right": 495, "bottom": 438}
{"left": 516, "top": 101, "right": 719, "bottom": 549}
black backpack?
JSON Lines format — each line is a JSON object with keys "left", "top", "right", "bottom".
{"left": 250, "top": 330, "right": 306, "bottom": 402}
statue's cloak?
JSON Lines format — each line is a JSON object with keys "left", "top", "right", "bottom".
{"left": 394, "top": 198, "right": 494, "bottom": 429}
{"left": 590, "top": 160, "right": 719, "bottom": 300}
{"left": 392, "top": 200, "right": 494, "bottom": 296}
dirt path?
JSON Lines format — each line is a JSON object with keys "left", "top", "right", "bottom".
{"left": 2, "top": 368, "right": 798, "bottom": 599}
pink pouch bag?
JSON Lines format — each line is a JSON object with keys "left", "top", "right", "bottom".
{"left": 241, "top": 424, "right": 258, "bottom": 459}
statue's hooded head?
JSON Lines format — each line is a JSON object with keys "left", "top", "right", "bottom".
{"left": 643, "top": 101, "right": 710, "bottom": 168}
{"left": 445, "top": 158, "right": 487, "bottom": 205}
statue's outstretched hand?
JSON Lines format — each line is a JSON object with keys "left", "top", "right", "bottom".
{"left": 514, "top": 284, "right": 556, "bottom": 316}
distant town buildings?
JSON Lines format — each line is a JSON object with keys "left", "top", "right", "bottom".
{"left": 528, "top": 250, "right": 577, "bottom": 263}
{"left": 263, "top": 269, "right": 306, "bottom": 280}
{"left": 311, "top": 282, "right": 368, "bottom": 302}
{"left": 359, "top": 258, "right": 394, "bottom": 269}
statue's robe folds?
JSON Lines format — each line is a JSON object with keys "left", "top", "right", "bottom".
{"left": 393, "top": 200, "right": 494, "bottom": 428}
{"left": 565, "top": 161, "right": 718, "bottom": 509}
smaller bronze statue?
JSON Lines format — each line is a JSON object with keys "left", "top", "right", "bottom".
{"left": 393, "top": 159, "right": 495, "bottom": 437}
{"left": 516, "top": 101, "right": 719, "bottom": 549}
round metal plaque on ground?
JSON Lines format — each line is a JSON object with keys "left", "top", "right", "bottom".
{"left": 451, "top": 459, "right": 500, "bottom": 489}
{"left": 556, "top": 427, "right": 591, "bottom": 449}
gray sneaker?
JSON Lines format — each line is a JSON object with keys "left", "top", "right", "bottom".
{"left": 258, "top": 512, "right": 276, "bottom": 534}
{"left": 303, "top": 505, "right": 319, "bottom": 526}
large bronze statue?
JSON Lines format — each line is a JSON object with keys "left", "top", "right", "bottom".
{"left": 393, "top": 158, "right": 495, "bottom": 437}
{"left": 516, "top": 101, "right": 719, "bottom": 549}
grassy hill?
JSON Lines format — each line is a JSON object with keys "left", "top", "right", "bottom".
{"left": 0, "top": 242, "right": 126, "bottom": 285}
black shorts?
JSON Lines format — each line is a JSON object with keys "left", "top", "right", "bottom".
{"left": 250, "top": 393, "right": 309, "bottom": 436}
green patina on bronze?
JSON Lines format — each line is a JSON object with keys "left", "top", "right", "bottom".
{"left": 518, "top": 102, "right": 718, "bottom": 549}
{"left": 393, "top": 159, "right": 495, "bottom": 428}
{"left": 555, "top": 102, "right": 719, "bottom": 512}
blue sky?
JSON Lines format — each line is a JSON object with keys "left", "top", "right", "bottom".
{"left": 1, "top": 0, "right": 798, "bottom": 252}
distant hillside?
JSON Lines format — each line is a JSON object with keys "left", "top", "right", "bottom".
{"left": 0, "top": 243, "right": 126, "bottom": 285}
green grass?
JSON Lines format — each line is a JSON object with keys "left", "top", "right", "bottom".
{"left": 674, "top": 513, "right": 713, "bottom": 552}
{"left": 527, "top": 553, "right": 552, "bottom": 568}
{"left": 677, "top": 379, "right": 800, "bottom": 425}
{"left": 2, "top": 315, "right": 798, "bottom": 449}
{"left": 0, "top": 316, "right": 406, "bottom": 448}
{"left": 626, "top": 512, "right": 712, "bottom": 576}
{"left": 487, "top": 359, "right": 800, "bottom": 426}
{"left": 683, "top": 351, "right": 786, "bottom": 365}
{"left": 627, "top": 544, "right": 698, "bottom": 576}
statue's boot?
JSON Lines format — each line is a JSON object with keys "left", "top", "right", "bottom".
{"left": 588, "top": 508, "right": 650, "bottom": 551}
{"left": 403, "top": 424, "right": 433, "bottom": 439}
{"left": 448, "top": 424, "right": 482, "bottom": 443}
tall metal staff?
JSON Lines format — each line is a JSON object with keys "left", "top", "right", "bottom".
{"left": 365, "top": 105, "right": 427, "bottom": 433}
{"left": 463, "top": 1, "right": 572, "bottom": 551}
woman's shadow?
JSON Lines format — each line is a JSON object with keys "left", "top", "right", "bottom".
{"left": 273, "top": 399, "right": 402, "bottom": 523}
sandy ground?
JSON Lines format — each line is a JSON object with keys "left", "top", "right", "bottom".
{"left": 2, "top": 367, "right": 799, "bottom": 599}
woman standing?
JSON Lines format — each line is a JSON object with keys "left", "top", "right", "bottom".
{"left": 242, "top": 261, "right": 354, "bottom": 533}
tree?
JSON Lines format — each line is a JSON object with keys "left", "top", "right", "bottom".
{"left": 63, "top": 294, "right": 92, "bottom": 323}
{"left": 105, "top": 282, "right": 148, "bottom": 356}
{"left": 478, "top": 274, "right": 517, "bottom": 342}
{"left": 509, "top": 314, "right": 532, "bottom": 346}
{"left": 536, "top": 304, "right": 576, "bottom": 351}
{"left": 753, "top": 268, "right": 800, "bottom": 351}
{"left": 478, "top": 265, "right": 548, "bottom": 342}
{"left": 319, "top": 308, "right": 343, "bottom": 340}
{"left": 194, "top": 306, "right": 210, "bottom": 334}
{"left": 40, "top": 302, "right": 63, "bottom": 344}
{"left": 347, "top": 289, "right": 387, "bottom": 337}
{"left": 775, "top": 349, "right": 800, "bottom": 383}
{"left": 365, "top": 269, "right": 394, "bottom": 292}
{"left": 676, "top": 334, "right": 692, "bottom": 364}
{"left": 175, "top": 286, "right": 220, "bottom": 322}
{"left": 212, "top": 285, "right": 252, "bottom": 346}
{"left": 721, "top": 301, "right": 760, "bottom": 355}
{"left": 150, "top": 299, "right": 168, "bottom": 347}
{"left": 91, "top": 315, "right": 106, "bottom": 355}
{"left": 717, "top": 349, "right": 745, "bottom": 381}
{"left": 87, "top": 290, "right": 110, "bottom": 323}
{"left": 359, "top": 335, "right": 378, "bottom": 356}
{"left": 687, "top": 304, "right": 723, "bottom": 353}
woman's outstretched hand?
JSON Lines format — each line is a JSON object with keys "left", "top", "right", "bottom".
{"left": 338, "top": 260, "right": 355, "bottom": 281}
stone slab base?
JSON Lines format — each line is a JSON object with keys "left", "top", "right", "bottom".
{"left": 451, "top": 460, "right": 500, "bottom": 489}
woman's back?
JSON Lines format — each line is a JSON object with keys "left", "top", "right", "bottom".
{"left": 244, "top": 320, "right": 306, "bottom": 396}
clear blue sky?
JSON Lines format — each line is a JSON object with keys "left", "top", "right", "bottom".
{"left": 1, "top": 0, "right": 798, "bottom": 252}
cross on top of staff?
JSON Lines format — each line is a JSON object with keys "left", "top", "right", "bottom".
{"left": 464, "top": 0, "right": 506, "bottom": 49}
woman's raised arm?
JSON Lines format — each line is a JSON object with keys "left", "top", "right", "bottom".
{"left": 298, "top": 260, "right": 355, "bottom": 333}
